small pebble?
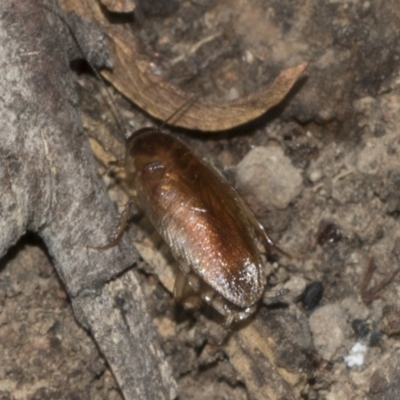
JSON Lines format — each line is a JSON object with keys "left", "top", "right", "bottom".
{"left": 244, "top": 49, "right": 255, "bottom": 64}
{"left": 351, "top": 319, "right": 370, "bottom": 338}
{"left": 302, "top": 281, "right": 324, "bottom": 311}
{"left": 344, "top": 342, "right": 367, "bottom": 368}
{"left": 317, "top": 220, "right": 342, "bottom": 245}
{"left": 225, "top": 87, "right": 239, "bottom": 101}
{"left": 368, "top": 330, "right": 381, "bottom": 347}
{"left": 309, "top": 304, "right": 350, "bottom": 360}
{"left": 236, "top": 146, "right": 303, "bottom": 210}
{"left": 308, "top": 169, "right": 323, "bottom": 183}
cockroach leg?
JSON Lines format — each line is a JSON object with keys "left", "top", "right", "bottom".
{"left": 209, "top": 296, "right": 230, "bottom": 319}
{"left": 261, "top": 233, "right": 292, "bottom": 259}
{"left": 88, "top": 199, "right": 134, "bottom": 250}
{"left": 208, "top": 296, "right": 257, "bottom": 327}
{"left": 173, "top": 271, "right": 203, "bottom": 309}
{"left": 222, "top": 304, "right": 257, "bottom": 327}
{"left": 200, "top": 289, "right": 215, "bottom": 304}
{"left": 188, "top": 273, "right": 201, "bottom": 292}
{"left": 237, "top": 194, "right": 291, "bottom": 258}
{"left": 360, "top": 258, "right": 400, "bottom": 305}
{"left": 173, "top": 271, "right": 188, "bottom": 301}
{"left": 104, "top": 159, "right": 124, "bottom": 176}
{"left": 174, "top": 271, "right": 255, "bottom": 325}
{"left": 178, "top": 261, "right": 191, "bottom": 275}
{"left": 224, "top": 313, "right": 234, "bottom": 328}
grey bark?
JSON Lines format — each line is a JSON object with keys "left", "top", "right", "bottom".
{"left": 0, "top": 0, "right": 177, "bottom": 398}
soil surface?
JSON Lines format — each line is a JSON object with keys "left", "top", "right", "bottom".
{"left": 2, "top": 0, "right": 400, "bottom": 399}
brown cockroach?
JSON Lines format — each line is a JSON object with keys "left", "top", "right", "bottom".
{"left": 98, "top": 124, "right": 289, "bottom": 326}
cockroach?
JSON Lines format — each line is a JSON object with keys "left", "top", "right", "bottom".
{"left": 97, "top": 123, "right": 289, "bottom": 326}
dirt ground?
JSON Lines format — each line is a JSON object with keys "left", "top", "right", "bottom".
{"left": 2, "top": 0, "right": 400, "bottom": 399}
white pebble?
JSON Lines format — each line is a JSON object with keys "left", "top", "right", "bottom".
{"left": 308, "top": 169, "right": 323, "bottom": 183}
{"left": 344, "top": 342, "right": 367, "bottom": 368}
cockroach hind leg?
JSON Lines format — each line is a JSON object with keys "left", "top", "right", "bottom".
{"left": 238, "top": 195, "right": 292, "bottom": 258}
{"left": 224, "top": 314, "right": 234, "bottom": 328}
{"left": 222, "top": 305, "right": 257, "bottom": 328}
{"left": 87, "top": 199, "right": 134, "bottom": 251}
{"left": 209, "top": 297, "right": 233, "bottom": 325}
{"left": 173, "top": 271, "right": 188, "bottom": 301}
{"left": 200, "top": 287, "right": 215, "bottom": 304}
{"left": 209, "top": 297, "right": 255, "bottom": 327}
{"left": 173, "top": 271, "right": 202, "bottom": 310}
{"left": 233, "top": 305, "right": 257, "bottom": 323}
{"left": 188, "top": 273, "right": 201, "bottom": 292}
{"left": 262, "top": 232, "right": 292, "bottom": 259}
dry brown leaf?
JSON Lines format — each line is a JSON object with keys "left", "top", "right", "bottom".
{"left": 61, "top": 0, "right": 307, "bottom": 131}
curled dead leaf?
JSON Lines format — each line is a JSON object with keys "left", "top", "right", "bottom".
{"left": 61, "top": 0, "right": 307, "bottom": 131}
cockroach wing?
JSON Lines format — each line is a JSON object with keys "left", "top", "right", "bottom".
{"left": 129, "top": 131, "right": 268, "bottom": 308}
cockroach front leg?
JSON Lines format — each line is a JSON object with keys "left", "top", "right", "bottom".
{"left": 104, "top": 159, "right": 124, "bottom": 176}
{"left": 88, "top": 199, "right": 134, "bottom": 250}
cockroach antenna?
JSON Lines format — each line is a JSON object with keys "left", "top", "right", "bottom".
{"left": 159, "top": 94, "right": 199, "bottom": 130}
{"left": 125, "top": 94, "right": 199, "bottom": 142}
